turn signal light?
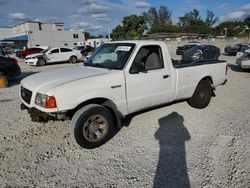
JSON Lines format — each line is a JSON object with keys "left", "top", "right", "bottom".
{"left": 45, "top": 96, "right": 57, "bottom": 108}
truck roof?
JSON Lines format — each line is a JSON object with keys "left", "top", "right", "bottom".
{"left": 109, "top": 40, "right": 167, "bottom": 45}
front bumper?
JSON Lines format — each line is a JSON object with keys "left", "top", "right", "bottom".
{"left": 20, "top": 103, "right": 68, "bottom": 122}
{"left": 25, "top": 58, "right": 38, "bottom": 66}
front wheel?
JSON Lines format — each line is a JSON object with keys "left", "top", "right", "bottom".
{"left": 71, "top": 104, "right": 115, "bottom": 149}
{"left": 37, "top": 58, "right": 46, "bottom": 66}
{"left": 188, "top": 80, "right": 212, "bottom": 109}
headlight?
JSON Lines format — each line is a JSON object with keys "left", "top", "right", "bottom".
{"left": 35, "top": 93, "right": 46, "bottom": 107}
{"left": 35, "top": 93, "right": 57, "bottom": 108}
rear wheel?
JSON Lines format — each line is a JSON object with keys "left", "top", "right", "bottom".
{"left": 188, "top": 80, "right": 212, "bottom": 109}
{"left": 71, "top": 104, "right": 115, "bottom": 149}
{"left": 37, "top": 58, "right": 46, "bottom": 66}
{"left": 70, "top": 56, "right": 77, "bottom": 64}
{"left": 215, "top": 53, "right": 219, "bottom": 60}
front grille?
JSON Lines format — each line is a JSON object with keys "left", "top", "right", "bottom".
{"left": 21, "top": 86, "right": 32, "bottom": 104}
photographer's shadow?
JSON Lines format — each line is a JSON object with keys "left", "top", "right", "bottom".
{"left": 154, "top": 112, "right": 191, "bottom": 188}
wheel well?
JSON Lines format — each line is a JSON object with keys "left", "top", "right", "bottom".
{"left": 67, "top": 98, "right": 122, "bottom": 128}
{"left": 70, "top": 55, "right": 77, "bottom": 59}
{"left": 201, "top": 76, "right": 213, "bottom": 84}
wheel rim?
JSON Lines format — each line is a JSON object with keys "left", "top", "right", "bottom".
{"left": 83, "top": 115, "right": 108, "bottom": 142}
{"left": 38, "top": 59, "right": 45, "bottom": 66}
{"left": 71, "top": 57, "right": 77, "bottom": 63}
{"left": 198, "top": 86, "right": 209, "bottom": 104}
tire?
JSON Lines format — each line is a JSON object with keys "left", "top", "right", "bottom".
{"left": 215, "top": 53, "right": 219, "bottom": 60}
{"left": 69, "top": 56, "right": 77, "bottom": 64}
{"left": 71, "top": 104, "right": 115, "bottom": 149}
{"left": 37, "top": 58, "right": 46, "bottom": 66}
{"left": 188, "top": 80, "right": 212, "bottom": 109}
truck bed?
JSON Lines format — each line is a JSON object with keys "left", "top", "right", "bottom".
{"left": 172, "top": 59, "right": 226, "bottom": 68}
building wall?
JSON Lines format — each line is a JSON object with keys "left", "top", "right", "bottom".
{"left": 0, "top": 27, "right": 13, "bottom": 39}
{"left": 11, "top": 22, "right": 65, "bottom": 35}
{"left": 28, "top": 30, "right": 85, "bottom": 47}
{"left": 54, "top": 23, "right": 64, "bottom": 31}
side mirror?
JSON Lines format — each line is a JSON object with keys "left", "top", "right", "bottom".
{"left": 130, "top": 61, "right": 145, "bottom": 74}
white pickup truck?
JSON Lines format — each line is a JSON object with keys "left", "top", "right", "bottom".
{"left": 20, "top": 41, "right": 227, "bottom": 148}
{"left": 25, "top": 47, "right": 83, "bottom": 66}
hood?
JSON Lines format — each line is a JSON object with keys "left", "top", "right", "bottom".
{"left": 21, "top": 66, "right": 110, "bottom": 93}
{"left": 26, "top": 53, "right": 43, "bottom": 59}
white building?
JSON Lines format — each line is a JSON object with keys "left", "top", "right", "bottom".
{"left": 0, "top": 21, "right": 85, "bottom": 48}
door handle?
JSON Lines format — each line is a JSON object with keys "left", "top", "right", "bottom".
{"left": 163, "top": 75, "right": 170, "bottom": 79}
{"left": 111, "top": 85, "right": 122, "bottom": 89}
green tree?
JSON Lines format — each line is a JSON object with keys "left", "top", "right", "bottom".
{"left": 215, "top": 21, "right": 245, "bottom": 36}
{"left": 179, "top": 9, "right": 212, "bottom": 34}
{"left": 111, "top": 15, "right": 147, "bottom": 40}
{"left": 205, "top": 10, "right": 218, "bottom": 27}
{"left": 179, "top": 9, "right": 201, "bottom": 28}
{"left": 84, "top": 32, "right": 90, "bottom": 40}
{"left": 143, "top": 6, "right": 173, "bottom": 33}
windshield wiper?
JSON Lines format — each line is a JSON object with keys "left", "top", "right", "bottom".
{"left": 84, "top": 63, "right": 111, "bottom": 70}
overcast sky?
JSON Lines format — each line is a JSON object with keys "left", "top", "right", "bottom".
{"left": 0, "top": 0, "right": 250, "bottom": 35}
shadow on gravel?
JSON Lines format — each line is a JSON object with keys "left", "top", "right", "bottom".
{"left": 228, "top": 64, "right": 250, "bottom": 73}
{"left": 154, "top": 112, "right": 191, "bottom": 188}
{"left": 228, "top": 64, "right": 244, "bottom": 72}
{"left": 122, "top": 100, "right": 187, "bottom": 127}
{"left": 8, "top": 71, "right": 38, "bottom": 87}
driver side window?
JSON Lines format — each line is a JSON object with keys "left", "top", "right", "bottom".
{"left": 51, "top": 49, "right": 59, "bottom": 54}
{"left": 130, "top": 45, "right": 164, "bottom": 73}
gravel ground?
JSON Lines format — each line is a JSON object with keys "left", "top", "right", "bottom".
{"left": 0, "top": 50, "right": 249, "bottom": 187}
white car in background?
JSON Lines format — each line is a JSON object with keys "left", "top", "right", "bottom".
{"left": 25, "top": 47, "right": 83, "bottom": 66}
{"left": 236, "top": 49, "right": 250, "bottom": 70}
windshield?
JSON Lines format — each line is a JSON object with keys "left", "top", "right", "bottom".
{"left": 186, "top": 45, "right": 203, "bottom": 55}
{"left": 42, "top": 48, "right": 50, "bottom": 53}
{"left": 85, "top": 43, "right": 136, "bottom": 70}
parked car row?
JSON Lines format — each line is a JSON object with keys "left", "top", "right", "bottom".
{"left": 224, "top": 43, "right": 250, "bottom": 55}
{"left": 176, "top": 43, "right": 220, "bottom": 62}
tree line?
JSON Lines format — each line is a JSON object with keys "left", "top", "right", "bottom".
{"left": 111, "top": 6, "right": 250, "bottom": 40}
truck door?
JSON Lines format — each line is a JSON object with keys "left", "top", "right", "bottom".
{"left": 125, "top": 45, "right": 173, "bottom": 113}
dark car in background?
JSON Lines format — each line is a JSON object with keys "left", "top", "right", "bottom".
{"left": 182, "top": 45, "right": 220, "bottom": 62}
{"left": 224, "top": 43, "right": 250, "bottom": 55}
{"left": 176, "top": 43, "right": 199, "bottom": 55}
{"left": 16, "top": 47, "right": 46, "bottom": 58}
{"left": 0, "top": 43, "right": 15, "bottom": 54}
{"left": 74, "top": 45, "right": 95, "bottom": 56}
{"left": 0, "top": 47, "right": 21, "bottom": 80}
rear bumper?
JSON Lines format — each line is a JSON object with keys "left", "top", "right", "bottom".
{"left": 240, "top": 61, "right": 250, "bottom": 69}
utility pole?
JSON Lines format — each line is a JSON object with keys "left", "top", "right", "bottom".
{"left": 108, "top": 24, "right": 111, "bottom": 42}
